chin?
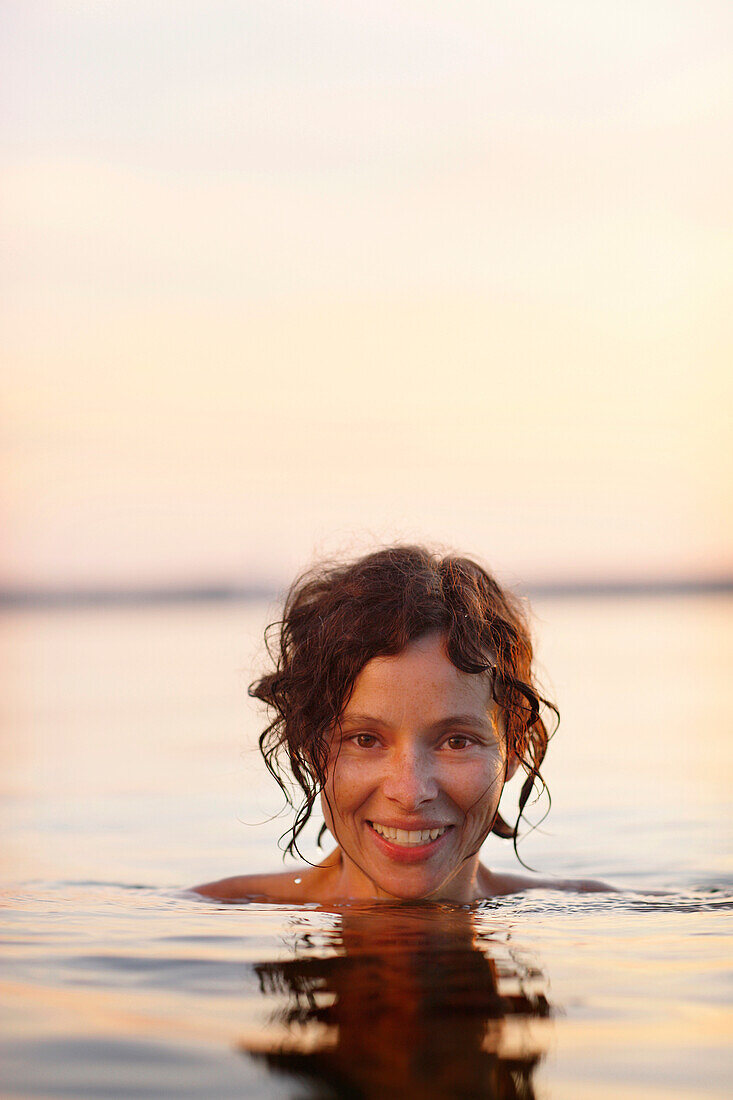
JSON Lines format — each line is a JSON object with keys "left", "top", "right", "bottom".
{"left": 371, "top": 871, "right": 454, "bottom": 903}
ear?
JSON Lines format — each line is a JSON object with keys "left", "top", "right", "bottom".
{"left": 504, "top": 751, "right": 521, "bottom": 782}
{"left": 492, "top": 711, "right": 521, "bottom": 783}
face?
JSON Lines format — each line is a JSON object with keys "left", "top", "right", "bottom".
{"left": 321, "top": 632, "right": 510, "bottom": 903}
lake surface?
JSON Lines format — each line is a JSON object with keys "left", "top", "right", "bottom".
{"left": 1, "top": 595, "right": 731, "bottom": 1098}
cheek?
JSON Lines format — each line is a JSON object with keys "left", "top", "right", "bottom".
{"left": 451, "top": 756, "right": 506, "bottom": 816}
{"left": 323, "top": 755, "right": 373, "bottom": 815}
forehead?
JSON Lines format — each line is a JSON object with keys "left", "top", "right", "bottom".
{"left": 343, "top": 632, "right": 494, "bottom": 722}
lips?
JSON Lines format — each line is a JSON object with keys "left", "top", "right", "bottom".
{"left": 365, "top": 820, "right": 454, "bottom": 864}
{"left": 369, "top": 821, "right": 448, "bottom": 846}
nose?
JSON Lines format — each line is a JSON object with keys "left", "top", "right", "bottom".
{"left": 381, "top": 744, "right": 439, "bottom": 810}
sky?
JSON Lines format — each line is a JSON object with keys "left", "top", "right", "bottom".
{"left": 3, "top": 0, "right": 732, "bottom": 588}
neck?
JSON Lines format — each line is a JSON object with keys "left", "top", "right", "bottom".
{"left": 321, "top": 846, "right": 484, "bottom": 904}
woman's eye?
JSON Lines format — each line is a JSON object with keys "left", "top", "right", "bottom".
{"left": 352, "top": 733, "right": 377, "bottom": 748}
{"left": 446, "top": 735, "right": 472, "bottom": 751}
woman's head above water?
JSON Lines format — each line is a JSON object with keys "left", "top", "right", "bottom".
{"left": 246, "top": 545, "right": 558, "bottom": 900}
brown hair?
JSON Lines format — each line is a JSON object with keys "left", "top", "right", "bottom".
{"left": 249, "top": 545, "right": 557, "bottom": 860}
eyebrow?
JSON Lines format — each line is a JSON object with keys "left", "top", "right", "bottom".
{"left": 339, "top": 712, "right": 492, "bottom": 731}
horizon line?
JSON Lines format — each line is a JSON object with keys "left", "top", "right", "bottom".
{"left": 1, "top": 573, "right": 732, "bottom": 610}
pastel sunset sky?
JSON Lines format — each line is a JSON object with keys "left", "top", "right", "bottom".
{"left": 3, "top": 1, "right": 732, "bottom": 587}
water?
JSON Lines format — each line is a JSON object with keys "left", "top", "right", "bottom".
{"left": 1, "top": 596, "right": 731, "bottom": 1098}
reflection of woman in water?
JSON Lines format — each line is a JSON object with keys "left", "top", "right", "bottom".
{"left": 241, "top": 905, "right": 551, "bottom": 1099}
{"left": 195, "top": 545, "right": 607, "bottom": 902}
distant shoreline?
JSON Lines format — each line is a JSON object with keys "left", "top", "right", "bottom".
{"left": 1, "top": 576, "right": 732, "bottom": 610}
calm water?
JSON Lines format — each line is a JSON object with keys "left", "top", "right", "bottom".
{"left": 1, "top": 596, "right": 732, "bottom": 1098}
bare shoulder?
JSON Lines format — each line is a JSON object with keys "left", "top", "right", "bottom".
{"left": 191, "top": 870, "right": 310, "bottom": 903}
{"left": 482, "top": 868, "right": 617, "bottom": 897}
{"left": 191, "top": 852, "right": 340, "bottom": 903}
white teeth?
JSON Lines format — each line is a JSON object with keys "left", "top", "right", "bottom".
{"left": 370, "top": 823, "right": 448, "bottom": 846}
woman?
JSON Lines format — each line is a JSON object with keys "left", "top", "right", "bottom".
{"left": 195, "top": 545, "right": 607, "bottom": 903}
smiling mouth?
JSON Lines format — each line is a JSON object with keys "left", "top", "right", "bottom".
{"left": 368, "top": 821, "right": 450, "bottom": 847}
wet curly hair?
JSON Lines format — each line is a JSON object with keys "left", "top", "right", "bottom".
{"left": 249, "top": 545, "right": 558, "bottom": 861}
